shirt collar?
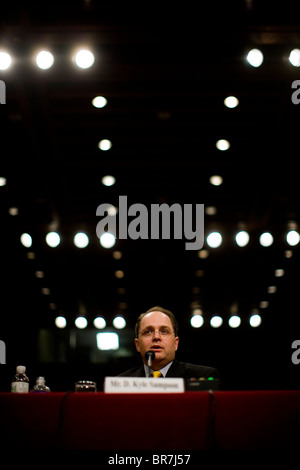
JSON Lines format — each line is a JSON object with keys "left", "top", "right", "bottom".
{"left": 144, "top": 361, "right": 173, "bottom": 377}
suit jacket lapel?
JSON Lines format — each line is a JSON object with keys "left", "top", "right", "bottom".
{"left": 165, "top": 360, "right": 184, "bottom": 378}
{"left": 137, "top": 366, "right": 146, "bottom": 377}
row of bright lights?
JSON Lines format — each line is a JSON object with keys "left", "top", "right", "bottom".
{"left": 19, "top": 229, "right": 300, "bottom": 251}
{"left": 2, "top": 47, "right": 300, "bottom": 71}
{"left": 1, "top": 172, "right": 225, "bottom": 189}
{"left": 20, "top": 231, "right": 116, "bottom": 249}
{"left": 206, "top": 230, "right": 300, "bottom": 248}
{"left": 205, "top": 230, "right": 300, "bottom": 248}
{"left": 55, "top": 313, "right": 262, "bottom": 332}
{"left": 246, "top": 48, "right": 300, "bottom": 67}
{"left": 55, "top": 315, "right": 127, "bottom": 330}
{"left": 190, "top": 313, "right": 262, "bottom": 328}
{"left": 0, "top": 48, "right": 96, "bottom": 70}
{"left": 13, "top": 172, "right": 255, "bottom": 189}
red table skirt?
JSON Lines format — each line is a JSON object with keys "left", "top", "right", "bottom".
{"left": 1, "top": 391, "right": 300, "bottom": 450}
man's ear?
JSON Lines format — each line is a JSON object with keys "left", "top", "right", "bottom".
{"left": 134, "top": 338, "right": 140, "bottom": 352}
{"left": 175, "top": 336, "right": 179, "bottom": 351}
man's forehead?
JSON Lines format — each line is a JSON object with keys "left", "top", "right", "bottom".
{"left": 140, "top": 311, "right": 172, "bottom": 327}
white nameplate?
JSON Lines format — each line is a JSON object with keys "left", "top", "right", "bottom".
{"left": 104, "top": 377, "right": 185, "bottom": 393}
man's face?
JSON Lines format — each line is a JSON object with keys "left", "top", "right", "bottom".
{"left": 134, "top": 311, "right": 179, "bottom": 369}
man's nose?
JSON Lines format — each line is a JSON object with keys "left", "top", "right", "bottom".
{"left": 152, "top": 330, "right": 161, "bottom": 339}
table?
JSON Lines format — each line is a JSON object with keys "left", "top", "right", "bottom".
{"left": 1, "top": 391, "right": 299, "bottom": 450}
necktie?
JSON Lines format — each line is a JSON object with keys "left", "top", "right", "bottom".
{"left": 151, "top": 371, "right": 162, "bottom": 378}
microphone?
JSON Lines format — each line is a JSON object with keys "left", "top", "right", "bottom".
{"left": 145, "top": 350, "right": 155, "bottom": 368}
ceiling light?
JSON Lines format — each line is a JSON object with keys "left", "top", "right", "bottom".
{"left": 228, "top": 315, "right": 241, "bottom": 328}
{"left": 74, "top": 49, "right": 95, "bottom": 69}
{"left": 113, "top": 250, "right": 122, "bottom": 259}
{"left": 190, "top": 314, "right": 204, "bottom": 328}
{"left": 75, "top": 316, "right": 88, "bottom": 329}
{"left": 0, "top": 51, "right": 12, "bottom": 70}
{"left": 224, "top": 96, "right": 239, "bottom": 108}
{"left": 115, "top": 270, "right": 124, "bottom": 278}
{"left": 235, "top": 230, "right": 250, "bottom": 247}
{"left": 206, "top": 232, "right": 222, "bottom": 248}
{"left": 275, "top": 268, "right": 285, "bottom": 277}
{"left": 73, "top": 232, "right": 89, "bottom": 248}
{"left": 210, "top": 316, "right": 223, "bottom": 328}
{"left": 113, "top": 316, "right": 126, "bottom": 329}
{"left": 216, "top": 139, "right": 230, "bottom": 151}
{"left": 36, "top": 50, "right": 54, "bottom": 69}
{"left": 0, "top": 177, "right": 7, "bottom": 186}
{"left": 8, "top": 207, "right": 18, "bottom": 216}
{"left": 209, "top": 175, "right": 223, "bottom": 186}
{"left": 259, "top": 232, "right": 273, "bottom": 247}
{"left": 107, "top": 206, "right": 118, "bottom": 216}
{"left": 92, "top": 96, "right": 107, "bottom": 108}
{"left": 198, "top": 249, "right": 209, "bottom": 259}
{"left": 93, "top": 317, "right": 106, "bottom": 329}
{"left": 101, "top": 175, "right": 115, "bottom": 186}
{"left": 98, "top": 139, "right": 112, "bottom": 151}
{"left": 35, "top": 271, "right": 44, "bottom": 278}
{"left": 20, "top": 233, "right": 32, "bottom": 248}
{"left": 96, "top": 332, "right": 119, "bottom": 350}
{"left": 55, "top": 316, "right": 67, "bottom": 329}
{"left": 99, "top": 232, "right": 116, "bottom": 248}
{"left": 45, "top": 231, "right": 60, "bottom": 247}
{"left": 286, "top": 230, "right": 300, "bottom": 246}
{"left": 247, "top": 48, "right": 264, "bottom": 67}
{"left": 205, "top": 206, "right": 217, "bottom": 215}
{"left": 289, "top": 49, "right": 300, "bottom": 67}
{"left": 249, "top": 314, "right": 261, "bottom": 327}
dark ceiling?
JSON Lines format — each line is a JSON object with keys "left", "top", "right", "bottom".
{"left": 1, "top": 0, "right": 300, "bottom": 361}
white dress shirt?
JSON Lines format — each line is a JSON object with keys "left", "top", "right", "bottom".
{"left": 144, "top": 361, "right": 173, "bottom": 377}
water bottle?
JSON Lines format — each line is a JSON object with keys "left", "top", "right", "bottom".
{"left": 31, "top": 376, "right": 50, "bottom": 393}
{"left": 11, "top": 365, "right": 29, "bottom": 393}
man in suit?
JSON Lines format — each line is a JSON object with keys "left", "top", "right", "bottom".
{"left": 119, "top": 306, "right": 219, "bottom": 379}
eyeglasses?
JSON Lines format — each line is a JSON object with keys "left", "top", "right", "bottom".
{"left": 139, "top": 328, "right": 174, "bottom": 338}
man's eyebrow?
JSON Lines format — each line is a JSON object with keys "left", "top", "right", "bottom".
{"left": 142, "top": 325, "right": 172, "bottom": 330}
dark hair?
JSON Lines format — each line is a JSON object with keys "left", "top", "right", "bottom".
{"left": 135, "top": 306, "right": 178, "bottom": 338}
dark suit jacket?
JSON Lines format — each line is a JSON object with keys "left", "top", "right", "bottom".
{"left": 118, "top": 359, "right": 219, "bottom": 379}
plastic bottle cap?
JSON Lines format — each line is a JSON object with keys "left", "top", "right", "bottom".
{"left": 16, "top": 365, "right": 26, "bottom": 374}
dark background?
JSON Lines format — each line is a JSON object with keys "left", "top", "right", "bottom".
{"left": 0, "top": 0, "right": 300, "bottom": 391}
